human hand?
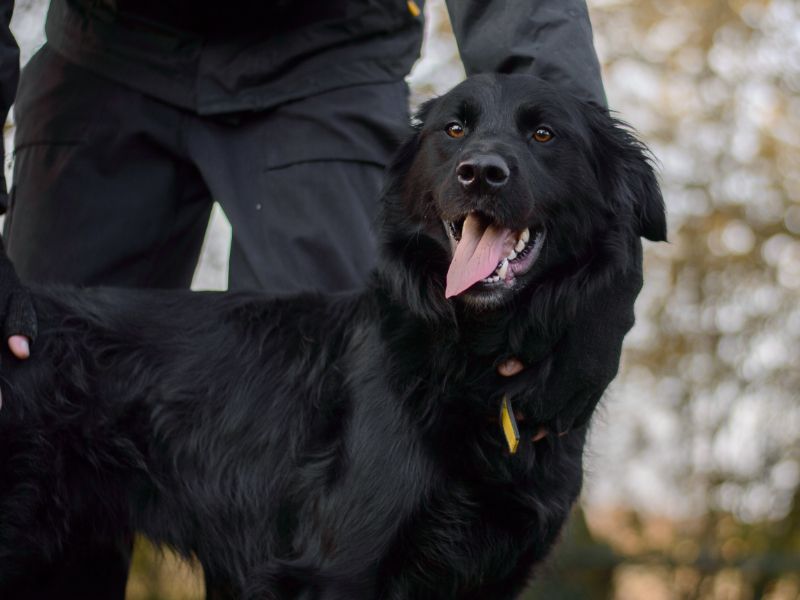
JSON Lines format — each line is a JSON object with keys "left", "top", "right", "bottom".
{"left": 496, "top": 357, "right": 524, "bottom": 377}
{"left": 0, "top": 239, "right": 38, "bottom": 408}
{"left": 0, "top": 273, "right": 37, "bottom": 361}
{"left": 8, "top": 334, "right": 31, "bottom": 359}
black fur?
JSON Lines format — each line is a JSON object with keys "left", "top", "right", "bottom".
{"left": 0, "top": 74, "right": 665, "bottom": 599}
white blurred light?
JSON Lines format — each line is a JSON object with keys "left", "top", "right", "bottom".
{"left": 770, "top": 460, "right": 800, "bottom": 491}
{"left": 720, "top": 220, "right": 756, "bottom": 255}
{"left": 784, "top": 206, "right": 800, "bottom": 234}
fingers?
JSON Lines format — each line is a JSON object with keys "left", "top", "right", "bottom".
{"left": 8, "top": 335, "right": 30, "bottom": 359}
{"left": 497, "top": 357, "right": 524, "bottom": 377}
{"left": 531, "top": 428, "right": 570, "bottom": 443}
{"left": 532, "top": 427, "right": 548, "bottom": 442}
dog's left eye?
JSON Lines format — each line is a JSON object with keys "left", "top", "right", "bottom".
{"left": 445, "top": 123, "right": 466, "bottom": 138}
{"left": 532, "top": 127, "right": 554, "bottom": 143}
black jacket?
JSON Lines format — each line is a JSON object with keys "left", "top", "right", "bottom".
{"left": 0, "top": 0, "right": 606, "bottom": 204}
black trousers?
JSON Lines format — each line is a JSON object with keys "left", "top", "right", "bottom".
{"left": 5, "top": 46, "right": 409, "bottom": 294}
{"left": 3, "top": 46, "right": 409, "bottom": 599}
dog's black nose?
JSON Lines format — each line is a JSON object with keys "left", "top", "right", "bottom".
{"left": 456, "top": 155, "right": 510, "bottom": 191}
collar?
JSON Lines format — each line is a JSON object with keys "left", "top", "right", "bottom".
{"left": 497, "top": 395, "right": 567, "bottom": 454}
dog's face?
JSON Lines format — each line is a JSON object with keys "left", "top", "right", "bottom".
{"left": 382, "top": 74, "right": 666, "bottom": 312}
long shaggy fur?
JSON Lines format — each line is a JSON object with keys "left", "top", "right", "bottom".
{"left": 0, "top": 74, "right": 665, "bottom": 599}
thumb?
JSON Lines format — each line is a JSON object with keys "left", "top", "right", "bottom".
{"left": 497, "top": 357, "right": 524, "bottom": 377}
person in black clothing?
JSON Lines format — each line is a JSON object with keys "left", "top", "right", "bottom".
{"left": 0, "top": 1, "right": 621, "bottom": 598}
{"left": 0, "top": 1, "right": 606, "bottom": 296}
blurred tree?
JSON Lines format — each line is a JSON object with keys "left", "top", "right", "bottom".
{"left": 582, "top": 0, "right": 800, "bottom": 596}
{"left": 587, "top": 0, "right": 800, "bottom": 525}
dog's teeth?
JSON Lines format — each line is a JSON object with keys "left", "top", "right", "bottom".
{"left": 521, "top": 228, "right": 530, "bottom": 243}
{"left": 515, "top": 239, "right": 526, "bottom": 253}
{"left": 498, "top": 258, "right": 509, "bottom": 279}
{"left": 507, "top": 250, "right": 517, "bottom": 261}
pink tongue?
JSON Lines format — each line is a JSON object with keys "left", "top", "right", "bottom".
{"left": 445, "top": 214, "right": 516, "bottom": 298}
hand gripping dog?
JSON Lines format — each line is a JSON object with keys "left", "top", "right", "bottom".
{"left": 0, "top": 236, "right": 36, "bottom": 373}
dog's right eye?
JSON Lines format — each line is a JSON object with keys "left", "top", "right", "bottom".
{"left": 445, "top": 123, "right": 465, "bottom": 138}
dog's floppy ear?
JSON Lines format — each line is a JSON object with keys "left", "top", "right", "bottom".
{"left": 621, "top": 137, "right": 667, "bottom": 242}
{"left": 378, "top": 98, "right": 455, "bottom": 324}
{"left": 587, "top": 107, "right": 667, "bottom": 242}
{"left": 381, "top": 98, "right": 441, "bottom": 220}
{"left": 382, "top": 99, "right": 435, "bottom": 191}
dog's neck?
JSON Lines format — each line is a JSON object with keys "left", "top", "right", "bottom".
{"left": 453, "top": 301, "right": 560, "bottom": 363}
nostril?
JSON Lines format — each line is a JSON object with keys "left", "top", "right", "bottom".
{"left": 457, "top": 162, "right": 476, "bottom": 186}
{"left": 485, "top": 164, "right": 509, "bottom": 186}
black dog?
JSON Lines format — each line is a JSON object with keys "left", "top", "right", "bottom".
{"left": 0, "top": 74, "right": 665, "bottom": 599}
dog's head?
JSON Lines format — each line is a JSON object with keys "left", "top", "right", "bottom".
{"left": 379, "top": 74, "right": 665, "bottom": 319}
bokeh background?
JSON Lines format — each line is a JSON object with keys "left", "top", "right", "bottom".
{"left": 5, "top": 0, "right": 800, "bottom": 598}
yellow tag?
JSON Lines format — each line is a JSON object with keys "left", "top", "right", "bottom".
{"left": 407, "top": 0, "right": 421, "bottom": 17}
{"left": 500, "top": 395, "right": 520, "bottom": 454}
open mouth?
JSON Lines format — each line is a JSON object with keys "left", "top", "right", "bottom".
{"left": 443, "top": 212, "right": 546, "bottom": 298}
